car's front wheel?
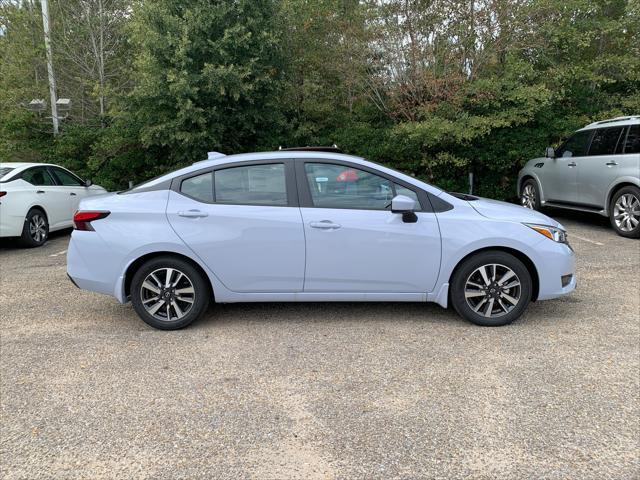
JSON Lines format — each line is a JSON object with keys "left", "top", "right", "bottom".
{"left": 130, "top": 256, "right": 211, "bottom": 330}
{"left": 19, "top": 208, "right": 49, "bottom": 247}
{"left": 609, "top": 186, "right": 640, "bottom": 239}
{"left": 450, "top": 251, "right": 532, "bottom": 326}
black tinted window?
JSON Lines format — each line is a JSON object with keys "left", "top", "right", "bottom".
{"left": 22, "top": 167, "right": 55, "bottom": 186}
{"left": 588, "top": 127, "right": 624, "bottom": 156}
{"left": 624, "top": 125, "right": 640, "bottom": 154}
{"left": 181, "top": 172, "right": 213, "bottom": 202}
{"left": 51, "top": 167, "right": 84, "bottom": 186}
{"left": 557, "top": 131, "right": 592, "bottom": 158}
{"left": 214, "top": 164, "right": 287, "bottom": 206}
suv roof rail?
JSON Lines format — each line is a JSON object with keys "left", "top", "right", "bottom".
{"left": 278, "top": 145, "right": 343, "bottom": 153}
{"left": 587, "top": 115, "right": 640, "bottom": 127}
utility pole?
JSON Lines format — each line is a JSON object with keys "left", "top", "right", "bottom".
{"left": 40, "top": 0, "right": 59, "bottom": 135}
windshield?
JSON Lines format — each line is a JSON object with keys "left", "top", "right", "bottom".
{"left": 0, "top": 167, "right": 15, "bottom": 181}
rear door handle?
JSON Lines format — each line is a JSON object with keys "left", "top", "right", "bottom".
{"left": 36, "top": 190, "right": 45, "bottom": 194}
{"left": 606, "top": 161, "right": 618, "bottom": 166}
{"left": 70, "top": 192, "right": 77, "bottom": 196}
{"left": 310, "top": 220, "right": 341, "bottom": 230}
{"left": 177, "top": 210, "right": 208, "bottom": 218}
{"left": 567, "top": 162, "right": 577, "bottom": 167}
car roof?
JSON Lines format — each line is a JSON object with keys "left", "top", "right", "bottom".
{"left": 132, "top": 150, "right": 445, "bottom": 196}
{"left": 580, "top": 115, "right": 640, "bottom": 131}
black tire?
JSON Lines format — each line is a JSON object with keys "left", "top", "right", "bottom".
{"left": 520, "top": 178, "right": 541, "bottom": 211}
{"left": 19, "top": 208, "right": 49, "bottom": 248}
{"left": 609, "top": 186, "right": 640, "bottom": 239}
{"left": 450, "top": 251, "right": 532, "bottom": 327}
{"left": 130, "top": 256, "right": 211, "bottom": 330}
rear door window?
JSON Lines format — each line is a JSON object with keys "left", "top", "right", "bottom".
{"left": 556, "top": 130, "right": 592, "bottom": 158}
{"left": 623, "top": 125, "right": 640, "bottom": 154}
{"left": 214, "top": 164, "right": 287, "bottom": 206}
{"left": 588, "top": 127, "right": 625, "bottom": 156}
{"left": 22, "top": 166, "right": 56, "bottom": 186}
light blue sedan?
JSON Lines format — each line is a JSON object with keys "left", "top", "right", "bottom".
{"left": 67, "top": 148, "right": 576, "bottom": 329}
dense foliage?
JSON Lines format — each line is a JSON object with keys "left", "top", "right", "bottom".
{"left": 1, "top": 0, "right": 639, "bottom": 196}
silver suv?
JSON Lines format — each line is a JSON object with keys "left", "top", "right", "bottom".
{"left": 518, "top": 116, "right": 640, "bottom": 238}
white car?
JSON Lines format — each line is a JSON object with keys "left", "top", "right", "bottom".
{"left": 0, "top": 163, "right": 107, "bottom": 247}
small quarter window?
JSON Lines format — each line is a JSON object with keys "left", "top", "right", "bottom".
{"left": 181, "top": 172, "right": 213, "bottom": 203}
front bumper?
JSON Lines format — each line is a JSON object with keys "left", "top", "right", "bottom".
{"left": 534, "top": 241, "right": 576, "bottom": 301}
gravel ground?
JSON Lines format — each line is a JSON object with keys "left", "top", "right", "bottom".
{"left": 1, "top": 211, "right": 638, "bottom": 479}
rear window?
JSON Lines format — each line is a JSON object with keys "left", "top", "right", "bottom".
{"left": 588, "top": 127, "right": 625, "bottom": 156}
{"left": 0, "top": 167, "right": 15, "bottom": 181}
{"left": 624, "top": 125, "right": 640, "bottom": 154}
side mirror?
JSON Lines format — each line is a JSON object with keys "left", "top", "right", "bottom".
{"left": 391, "top": 195, "right": 418, "bottom": 223}
{"left": 84, "top": 179, "right": 93, "bottom": 187}
{"left": 545, "top": 147, "right": 555, "bottom": 158}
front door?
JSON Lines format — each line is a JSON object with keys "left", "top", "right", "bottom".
{"left": 166, "top": 161, "right": 305, "bottom": 292}
{"left": 48, "top": 166, "right": 88, "bottom": 223}
{"left": 545, "top": 130, "right": 593, "bottom": 204}
{"left": 298, "top": 161, "right": 441, "bottom": 293}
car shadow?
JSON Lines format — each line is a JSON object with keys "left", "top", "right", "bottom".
{"left": 0, "top": 228, "right": 72, "bottom": 252}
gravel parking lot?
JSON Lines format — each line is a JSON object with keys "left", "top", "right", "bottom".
{"left": 1, "top": 211, "right": 638, "bottom": 479}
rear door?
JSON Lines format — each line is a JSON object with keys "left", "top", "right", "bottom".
{"left": 166, "top": 160, "right": 305, "bottom": 292}
{"left": 545, "top": 130, "right": 593, "bottom": 204}
{"left": 297, "top": 160, "right": 441, "bottom": 293}
{"left": 578, "top": 126, "right": 626, "bottom": 208}
{"left": 21, "top": 166, "right": 69, "bottom": 228}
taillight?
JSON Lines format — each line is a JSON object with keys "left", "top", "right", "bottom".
{"left": 73, "top": 210, "right": 110, "bottom": 231}
{"left": 0, "top": 191, "right": 6, "bottom": 198}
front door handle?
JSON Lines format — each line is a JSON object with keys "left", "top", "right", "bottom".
{"left": 70, "top": 192, "right": 77, "bottom": 196}
{"left": 36, "top": 190, "right": 45, "bottom": 194}
{"left": 567, "top": 162, "right": 577, "bottom": 167}
{"left": 606, "top": 161, "right": 618, "bottom": 166}
{"left": 177, "top": 210, "right": 208, "bottom": 218}
{"left": 310, "top": 220, "right": 341, "bottom": 230}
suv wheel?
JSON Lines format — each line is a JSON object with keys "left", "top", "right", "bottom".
{"left": 609, "top": 186, "right": 640, "bottom": 238}
{"left": 130, "top": 256, "right": 211, "bottom": 330}
{"left": 520, "top": 179, "right": 541, "bottom": 211}
{"left": 19, "top": 208, "right": 49, "bottom": 247}
{"left": 451, "top": 251, "right": 532, "bottom": 327}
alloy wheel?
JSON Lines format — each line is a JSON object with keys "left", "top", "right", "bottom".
{"left": 521, "top": 184, "right": 536, "bottom": 209}
{"left": 140, "top": 268, "right": 196, "bottom": 322}
{"left": 29, "top": 214, "right": 47, "bottom": 243}
{"left": 613, "top": 193, "right": 640, "bottom": 232}
{"left": 464, "top": 263, "right": 522, "bottom": 318}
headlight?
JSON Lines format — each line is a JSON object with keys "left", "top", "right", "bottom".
{"left": 524, "top": 223, "right": 568, "bottom": 244}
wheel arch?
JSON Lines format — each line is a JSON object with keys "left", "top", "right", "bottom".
{"left": 123, "top": 251, "right": 214, "bottom": 300}
{"left": 448, "top": 246, "right": 540, "bottom": 302}
{"left": 27, "top": 204, "right": 49, "bottom": 221}
{"left": 605, "top": 181, "right": 640, "bottom": 213}
{"left": 519, "top": 175, "right": 543, "bottom": 201}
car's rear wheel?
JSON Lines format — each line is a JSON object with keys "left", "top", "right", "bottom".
{"left": 130, "top": 256, "right": 211, "bottom": 330}
{"left": 609, "top": 186, "right": 640, "bottom": 238}
{"left": 450, "top": 251, "right": 532, "bottom": 326}
{"left": 19, "top": 208, "right": 49, "bottom": 248}
{"left": 520, "top": 179, "right": 541, "bottom": 211}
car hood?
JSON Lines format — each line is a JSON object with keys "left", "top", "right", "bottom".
{"left": 468, "top": 196, "right": 564, "bottom": 229}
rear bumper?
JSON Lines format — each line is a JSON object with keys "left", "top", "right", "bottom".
{"left": 0, "top": 211, "right": 24, "bottom": 237}
{"left": 67, "top": 231, "right": 121, "bottom": 299}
